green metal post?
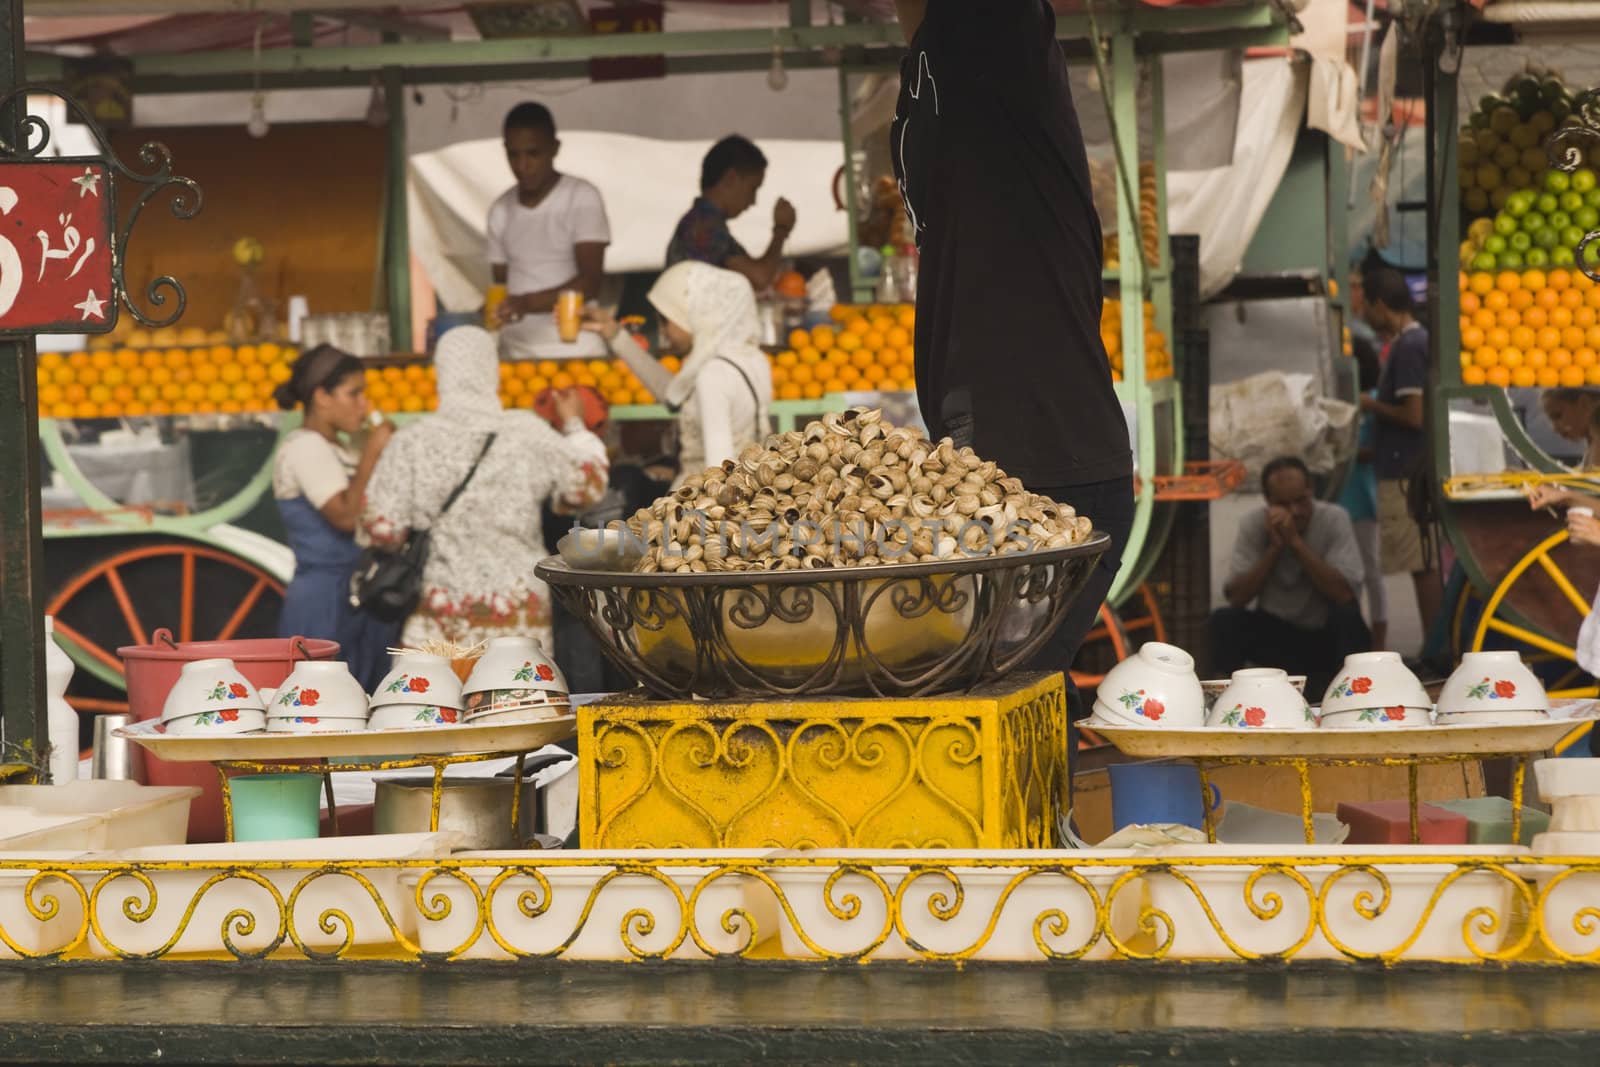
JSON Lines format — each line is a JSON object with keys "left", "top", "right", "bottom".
{"left": 838, "top": 65, "right": 871, "bottom": 303}
{"left": 1109, "top": 29, "right": 1154, "bottom": 605}
{"left": 0, "top": 0, "right": 49, "bottom": 774}
{"left": 383, "top": 66, "right": 414, "bottom": 353}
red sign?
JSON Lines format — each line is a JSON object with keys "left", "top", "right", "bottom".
{"left": 0, "top": 161, "right": 115, "bottom": 334}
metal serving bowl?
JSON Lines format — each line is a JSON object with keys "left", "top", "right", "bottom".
{"left": 535, "top": 534, "right": 1108, "bottom": 699}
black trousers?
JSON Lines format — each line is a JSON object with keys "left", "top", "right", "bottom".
{"left": 1208, "top": 602, "right": 1372, "bottom": 699}
{"left": 1021, "top": 475, "right": 1137, "bottom": 801}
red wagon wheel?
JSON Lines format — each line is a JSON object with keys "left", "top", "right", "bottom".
{"left": 46, "top": 542, "right": 286, "bottom": 714}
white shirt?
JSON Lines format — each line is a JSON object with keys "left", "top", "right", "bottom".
{"left": 273, "top": 428, "right": 357, "bottom": 507}
{"left": 487, "top": 175, "right": 611, "bottom": 359}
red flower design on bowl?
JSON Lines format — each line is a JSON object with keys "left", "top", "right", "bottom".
{"left": 299, "top": 689, "right": 320, "bottom": 707}
{"left": 1243, "top": 706, "right": 1265, "bottom": 727}
{"left": 1143, "top": 698, "right": 1165, "bottom": 721}
{"left": 228, "top": 682, "right": 249, "bottom": 699}
{"left": 410, "top": 677, "right": 431, "bottom": 693}
{"left": 1350, "top": 677, "right": 1372, "bottom": 695}
{"left": 1494, "top": 680, "right": 1516, "bottom": 699}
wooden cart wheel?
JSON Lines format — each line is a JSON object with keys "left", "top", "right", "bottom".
{"left": 45, "top": 542, "right": 286, "bottom": 714}
{"left": 1470, "top": 529, "right": 1596, "bottom": 754}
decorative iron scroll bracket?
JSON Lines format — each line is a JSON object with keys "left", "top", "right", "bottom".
{"left": 0, "top": 85, "right": 200, "bottom": 334}
{"left": 1546, "top": 88, "right": 1600, "bottom": 283}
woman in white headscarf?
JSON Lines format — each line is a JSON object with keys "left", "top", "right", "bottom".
{"left": 584, "top": 261, "right": 772, "bottom": 485}
{"left": 362, "top": 326, "right": 609, "bottom": 650}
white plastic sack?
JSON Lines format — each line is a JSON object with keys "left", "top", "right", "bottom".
{"left": 1210, "top": 370, "right": 1358, "bottom": 484}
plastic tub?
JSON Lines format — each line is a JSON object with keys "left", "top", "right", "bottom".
{"left": 0, "top": 851, "right": 90, "bottom": 958}
{"left": 0, "top": 810, "right": 104, "bottom": 851}
{"left": 83, "top": 832, "right": 458, "bottom": 957}
{"left": 0, "top": 782, "right": 199, "bottom": 849}
{"left": 116, "top": 627, "right": 339, "bottom": 842}
{"left": 228, "top": 774, "right": 323, "bottom": 842}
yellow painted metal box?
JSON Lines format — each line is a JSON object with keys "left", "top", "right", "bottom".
{"left": 578, "top": 672, "right": 1067, "bottom": 849}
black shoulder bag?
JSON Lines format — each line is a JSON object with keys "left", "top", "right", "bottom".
{"left": 349, "top": 433, "right": 496, "bottom": 623}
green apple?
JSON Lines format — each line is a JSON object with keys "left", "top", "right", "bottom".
{"left": 1472, "top": 251, "right": 1500, "bottom": 271}
{"left": 1507, "top": 190, "right": 1535, "bottom": 216}
{"left": 1585, "top": 188, "right": 1600, "bottom": 209}
{"left": 1536, "top": 227, "right": 1561, "bottom": 249}
{"left": 1573, "top": 168, "right": 1598, "bottom": 194}
{"left": 1494, "top": 213, "right": 1519, "bottom": 236}
{"left": 1536, "top": 193, "right": 1559, "bottom": 215}
{"left": 1526, "top": 247, "right": 1551, "bottom": 268}
{"left": 1510, "top": 230, "right": 1534, "bottom": 253}
{"left": 1485, "top": 234, "right": 1508, "bottom": 254}
{"left": 1548, "top": 170, "right": 1573, "bottom": 194}
{"left": 1500, "top": 250, "right": 1527, "bottom": 270}
{"left": 1549, "top": 210, "right": 1573, "bottom": 231}
{"left": 1523, "top": 211, "right": 1547, "bottom": 233}
{"left": 1562, "top": 190, "right": 1586, "bottom": 213}
{"left": 1553, "top": 246, "right": 1578, "bottom": 266}
{"left": 1563, "top": 225, "right": 1588, "bottom": 249}
{"left": 1575, "top": 205, "right": 1599, "bottom": 230}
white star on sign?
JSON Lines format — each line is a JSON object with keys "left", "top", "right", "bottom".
{"left": 72, "top": 168, "right": 100, "bottom": 198}
{"left": 74, "top": 289, "right": 106, "bottom": 320}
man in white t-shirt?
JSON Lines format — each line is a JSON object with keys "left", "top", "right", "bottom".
{"left": 489, "top": 102, "right": 611, "bottom": 360}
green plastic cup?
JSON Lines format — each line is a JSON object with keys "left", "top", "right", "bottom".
{"left": 229, "top": 774, "right": 323, "bottom": 842}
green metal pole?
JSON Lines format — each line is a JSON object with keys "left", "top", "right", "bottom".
{"left": 838, "top": 65, "right": 870, "bottom": 304}
{"left": 0, "top": 0, "right": 49, "bottom": 775}
{"left": 1109, "top": 29, "right": 1154, "bottom": 606}
{"left": 383, "top": 66, "right": 414, "bottom": 353}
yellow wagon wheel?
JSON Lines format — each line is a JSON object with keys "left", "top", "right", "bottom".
{"left": 1471, "top": 529, "right": 1596, "bottom": 755}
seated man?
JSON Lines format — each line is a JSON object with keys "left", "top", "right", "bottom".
{"left": 664, "top": 134, "right": 795, "bottom": 291}
{"left": 1211, "top": 456, "right": 1372, "bottom": 696}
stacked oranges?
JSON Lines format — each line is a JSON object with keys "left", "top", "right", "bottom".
{"left": 1101, "top": 298, "right": 1173, "bottom": 382}
{"left": 769, "top": 303, "right": 918, "bottom": 400}
{"left": 36, "top": 342, "right": 296, "bottom": 419}
{"left": 488, "top": 356, "right": 665, "bottom": 411}
{"left": 1459, "top": 268, "right": 1600, "bottom": 387}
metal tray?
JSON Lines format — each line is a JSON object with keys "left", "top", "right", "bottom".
{"left": 115, "top": 715, "right": 576, "bottom": 763}
{"left": 1077, "top": 710, "right": 1597, "bottom": 759}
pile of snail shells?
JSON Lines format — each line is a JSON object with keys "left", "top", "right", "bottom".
{"left": 613, "top": 407, "right": 1094, "bottom": 574}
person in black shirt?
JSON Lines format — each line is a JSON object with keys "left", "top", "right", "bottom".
{"left": 891, "top": 1, "right": 1136, "bottom": 733}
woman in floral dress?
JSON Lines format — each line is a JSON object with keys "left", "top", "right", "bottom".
{"left": 362, "top": 326, "right": 609, "bottom": 650}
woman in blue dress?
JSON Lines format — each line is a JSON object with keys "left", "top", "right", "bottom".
{"left": 271, "top": 344, "right": 398, "bottom": 690}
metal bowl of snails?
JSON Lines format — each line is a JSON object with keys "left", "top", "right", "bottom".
{"left": 535, "top": 407, "right": 1109, "bottom": 699}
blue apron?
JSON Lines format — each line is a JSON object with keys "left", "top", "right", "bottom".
{"left": 276, "top": 494, "right": 398, "bottom": 691}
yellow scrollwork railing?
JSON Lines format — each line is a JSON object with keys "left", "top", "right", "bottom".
{"left": 2, "top": 853, "right": 1600, "bottom": 965}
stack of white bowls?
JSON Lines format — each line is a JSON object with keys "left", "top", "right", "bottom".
{"left": 266, "top": 661, "right": 370, "bottom": 733}
{"left": 1434, "top": 651, "right": 1550, "bottom": 725}
{"left": 1533, "top": 757, "right": 1600, "bottom": 853}
{"left": 1318, "top": 652, "right": 1431, "bottom": 729}
{"left": 1204, "top": 668, "right": 1315, "bottom": 730}
{"left": 1092, "top": 642, "right": 1205, "bottom": 728}
{"left": 160, "top": 658, "right": 267, "bottom": 736}
{"left": 461, "top": 636, "right": 571, "bottom": 726}
{"left": 368, "top": 653, "right": 465, "bottom": 731}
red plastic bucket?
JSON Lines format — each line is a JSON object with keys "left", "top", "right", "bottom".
{"left": 118, "top": 627, "right": 340, "bottom": 841}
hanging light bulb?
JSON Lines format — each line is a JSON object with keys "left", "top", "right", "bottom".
{"left": 767, "top": 40, "right": 788, "bottom": 92}
{"left": 247, "top": 92, "right": 270, "bottom": 139}
{"left": 246, "top": 18, "right": 269, "bottom": 138}
{"left": 365, "top": 75, "right": 389, "bottom": 127}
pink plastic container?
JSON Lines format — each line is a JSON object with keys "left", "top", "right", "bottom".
{"left": 117, "top": 628, "right": 340, "bottom": 842}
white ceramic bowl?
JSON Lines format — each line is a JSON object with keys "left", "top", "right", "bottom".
{"left": 1318, "top": 705, "right": 1426, "bottom": 729}
{"left": 1202, "top": 675, "right": 1305, "bottom": 711}
{"left": 373, "top": 653, "right": 464, "bottom": 709}
{"left": 162, "top": 707, "right": 267, "bottom": 736}
{"left": 1206, "top": 668, "right": 1315, "bottom": 729}
{"left": 1319, "top": 651, "right": 1430, "bottom": 717}
{"left": 1535, "top": 757, "right": 1600, "bottom": 801}
{"left": 1549, "top": 796, "right": 1600, "bottom": 833}
{"left": 367, "top": 704, "right": 464, "bottom": 731}
{"left": 463, "top": 636, "right": 566, "bottom": 697}
{"left": 463, "top": 703, "right": 573, "bottom": 727}
{"left": 1437, "top": 650, "right": 1550, "bottom": 717}
{"left": 159, "top": 658, "right": 266, "bottom": 723}
{"left": 463, "top": 687, "right": 570, "bottom": 719}
{"left": 1094, "top": 642, "right": 1205, "bottom": 728}
{"left": 272, "top": 660, "right": 370, "bottom": 721}
{"left": 265, "top": 715, "right": 367, "bottom": 734}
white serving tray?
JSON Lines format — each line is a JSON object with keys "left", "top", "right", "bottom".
{"left": 115, "top": 714, "right": 576, "bottom": 763}
{"left": 1077, "top": 710, "right": 1597, "bottom": 759}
